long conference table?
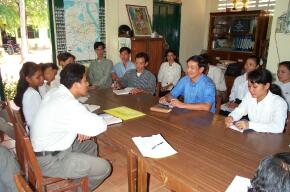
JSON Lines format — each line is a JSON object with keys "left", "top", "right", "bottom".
{"left": 86, "top": 88, "right": 290, "bottom": 192}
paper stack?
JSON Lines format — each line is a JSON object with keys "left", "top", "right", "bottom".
{"left": 99, "top": 113, "right": 122, "bottom": 125}
{"left": 113, "top": 87, "right": 134, "bottom": 95}
{"left": 78, "top": 96, "right": 89, "bottom": 103}
{"left": 84, "top": 104, "right": 100, "bottom": 112}
{"left": 226, "top": 176, "right": 251, "bottom": 192}
{"left": 132, "top": 134, "right": 177, "bottom": 158}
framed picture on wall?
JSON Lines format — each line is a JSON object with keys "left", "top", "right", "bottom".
{"left": 126, "top": 5, "right": 152, "bottom": 36}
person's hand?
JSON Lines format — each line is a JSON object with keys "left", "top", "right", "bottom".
{"left": 89, "top": 85, "right": 97, "bottom": 90}
{"left": 235, "top": 120, "right": 249, "bottom": 130}
{"left": 77, "top": 134, "right": 90, "bottom": 142}
{"left": 112, "top": 81, "right": 121, "bottom": 90}
{"left": 225, "top": 116, "right": 234, "bottom": 127}
{"left": 159, "top": 96, "right": 167, "bottom": 104}
{"left": 130, "top": 88, "right": 144, "bottom": 95}
{"left": 227, "top": 101, "right": 238, "bottom": 109}
{"left": 170, "top": 99, "right": 184, "bottom": 108}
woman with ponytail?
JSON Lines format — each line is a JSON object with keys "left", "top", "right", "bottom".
{"left": 14, "top": 62, "right": 43, "bottom": 127}
{"left": 225, "top": 69, "right": 287, "bottom": 133}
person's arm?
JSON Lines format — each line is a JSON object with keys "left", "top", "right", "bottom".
{"left": 248, "top": 100, "right": 287, "bottom": 133}
{"left": 87, "top": 61, "right": 98, "bottom": 86}
{"left": 142, "top": 73, "right": 156, "bottom": 95}
{"left": 98, "top": 60, "right": 113, "bottom": 88}
{"left": 157, "top": 63, "right": 165, "bottom": 84}
{"left": 172, "top": 65, "right": 181, "bottom": 86}
{"left": 111, "top": 65, "right": 119, "bottom": 81}
{"left": 22, "top": 90, "right": 42, "bottom": 126}
{"left": 159, "top": 77, "right": 184, "bottom": 103}
{"left": 228, "top": 93, "right": 250, "bottom": 121}
{"left": 229, "top": 77, "right": 239, "bottom": 102}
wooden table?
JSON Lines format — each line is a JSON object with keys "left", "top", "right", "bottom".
{"left": 87, "top": 88, "right": 290, "bottom": 192}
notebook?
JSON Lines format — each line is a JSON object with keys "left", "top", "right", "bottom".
{"left": 84, "top": 104, "right": 100, "bottom": 112}
{"left": 226, "top": 176, "right": 251, "bottom": 192}
{"left": 104, "top": 106, "right": 145, "bottom": 120}
{"left": 78, "top": 96, "right": 88, "bottom": 103}
{"left": 132, "top": 134, "right": 177, "bottom": 158}
{"left": 99, "top": 113, "right": 122, "bottom": 125}
{"left": 113, "top": 87, "right": 134, "bottom": 95}
{"left": 150, "top": 103, "right": 172, "bottom": 113}
{"left": 228, "top": 123, "right": 249, "bottom": 133}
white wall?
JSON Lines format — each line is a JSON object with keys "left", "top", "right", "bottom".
{"left": 105, "top": 0, "right": 153, "bottom": 64}
{"left": 266, "top": 0, "right": 290, "bottom": 74}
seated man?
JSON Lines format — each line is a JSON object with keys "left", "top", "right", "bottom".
{"left": 30, "top": 64, "right": 111, "bottom": 191}
{"left": 111, "top": 47, "right": 135, "bottom": 81}
{"left": 88, "top": 42, "right": 113, "bottom": 89}
{"left": 159, "top": 55, "right": 216, "bottom": 113}
{"left": 114, "top": 52, "right": 156, "bottom": 95}
{"left": 249, "top": 152, "right": 290, "bottom": 192}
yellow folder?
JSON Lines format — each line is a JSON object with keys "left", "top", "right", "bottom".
{"left": 104, "top": 106, "right": 145, "bottom": 120}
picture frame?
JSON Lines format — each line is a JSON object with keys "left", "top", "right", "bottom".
{"left": 126, "top": 4, "right": 152, "bottom": 36}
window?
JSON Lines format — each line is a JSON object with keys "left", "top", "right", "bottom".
{"left": 17, "top": 26, "right": 39, "bottom": 39}
{"left": 217, "top": 0, "right": 276, "bottom": 14}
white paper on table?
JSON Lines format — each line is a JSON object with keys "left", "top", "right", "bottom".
{"left": 228, "top": 123, "right": 243, "bottom": 133}
{"left": 99, "top": 113, "right": 122, "bottom": 125}
{"left": 225, "top": 175, "right": 251, "bottom": 192}
{"left": 113, "top": 87, "right": 134, "bottom": 95}
{"left": 132, "top": 134, "right": 177, "bottom": 158}
{"left": 84, "top": 104, "right": 100, "bottom": 112}
{"left": 78, "top": 96, "right": 88, "bottom": 103}
{"left": 221, "top": 103, "right": 234, "bottom": 112}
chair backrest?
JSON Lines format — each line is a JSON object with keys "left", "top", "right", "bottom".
{"left": 5, "top": 101, "right": 16, "bottom": 125}
{"left": 14, "top": 174, "right": 33, "bottom": 192}
{"left": 22, "top": 136, "right": 44, "bottom": 192}
{"left": 14, "top": 109, "right": 26, "bottom": 129}
{"left": 215, "top": 95, "right": 222, "bottom": 114}
{"left": 14, "top": 122, "right": 28, "bottom": 173}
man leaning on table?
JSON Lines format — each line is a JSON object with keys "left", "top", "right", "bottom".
{"left": 160, "top": 55, "right": 216, "bottom": 113}
{"left": 30, "top": 64, "right": 111, "bottom": 191}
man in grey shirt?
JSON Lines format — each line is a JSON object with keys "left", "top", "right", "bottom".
{"left": 88, "top": 42, "right": 113, "bottom": 89}
{"left": 114, "top": 52, "right": 156, "bottom": 95}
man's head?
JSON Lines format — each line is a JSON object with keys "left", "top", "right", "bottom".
{"left": 135, "top": 52, "right": 149, "bottom": 73}
{"left": 94, "top": 41, "right": 105, "bottom": 59}
{"left": 57, "top": 52, "right": 75, "bottom": 68}
{"left": 119, "top": 47, "right": 131, "bottom": 64}
{"left": 186, "top": 55, "right": 208, "bottom": 82}
{"left": 60, "top": 63, "right": 88, "bottom": 97}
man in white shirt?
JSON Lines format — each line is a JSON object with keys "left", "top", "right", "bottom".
{"left": 30, "top": 64, "right": 111, "bottom": 190}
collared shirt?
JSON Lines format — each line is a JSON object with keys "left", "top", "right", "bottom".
{"left": 22, "top": 87, "right": 41, "bottom": 127}
{"left": 120, "top": 69, "right": 156, "bottom": 95}
{"left": 88, "top": 58, "right": 113, "bottom": 88}
{"left": 170, "top": 74, "right": 216, "bottom": 113}
{"left": 38, "top": 81, "right": 51, "bottom": 98}
{"left": 157, "top": 62, "right": 181, "bottom": 90}
{"left": 30, "top": 85, "right": 107, "bottom": 152}
{"left": 229, "top": 73, "right": 248, "bottom": 101}
{"left": 229, "top": 91, "right": 287, "bottom": 133}
{"left": 50, "top": 69, "right": 61, "bottom": 88}
{"left": 207, "top": 65, "right": 227, "bottom": 92}
{"left": 275, "top": 81, "right": 290, "bottom": 111}
{"left": 112, "top": 61, "right": 135, "bottom": 78}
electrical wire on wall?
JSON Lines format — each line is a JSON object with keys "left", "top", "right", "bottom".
{"left": 274, "top": 31, "right": 280, "bottom": 63}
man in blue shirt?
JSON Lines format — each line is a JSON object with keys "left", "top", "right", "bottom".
{"left": 111, "top": 47, "right": 135, "bottom": 81}
{"left": 160, "top": 55, "right": 216, "bottom": 113}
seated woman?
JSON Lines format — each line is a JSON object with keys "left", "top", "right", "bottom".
{"left": 248, "top": 152, "right": 290, "bottom": 192}
{"left": 14, "top": 62, "right": 44, "bottom": 128}
{"left": 38, "top": 63, "right": 57, "bottom": 97}
{"left": 159, "top": 55, "right": 216, "bottom": 113}
{"left": 157, "top": 49, "right": 181, "bottom": 97}
{"left": 275, "top": 61, "right": 290, "bottom": 111}
{"left": 225, "top": 69, "right": 287, "bottom": 133}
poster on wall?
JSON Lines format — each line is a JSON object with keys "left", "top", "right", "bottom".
{"left": 63, "top": 0, "right": 100, "bottom": 60}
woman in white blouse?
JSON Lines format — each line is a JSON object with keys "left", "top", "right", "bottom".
{"left": 275, "top": 61, "right": 290, "bottom": 111}
{"left": 157, "top": 49, "right": 181, "bottom": 96}
{"left": 14, "top": 62, "right": 44, "bottom": 127}
{"left": 225, "top": 69, "right": 287, "bottom": 133}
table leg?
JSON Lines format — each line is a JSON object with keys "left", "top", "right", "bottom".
{"left": 127, "top": 151, "right": 137, "bottom": 192}
{"left": 137, "top": 156, "right": 148, "bottom": 192}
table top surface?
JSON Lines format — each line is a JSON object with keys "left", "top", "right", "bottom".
{"left": 87, "top": 88, "right": 290, "bottom": 191}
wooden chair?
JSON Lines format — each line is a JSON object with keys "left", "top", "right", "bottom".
{"left": 215, "top": 95, "right": 222, "bottom": 115}
{"left": 155, "top": 82, "right": 161, "bottom": 97}
{"left": 14, "top": 174, "right": 33, "bottom": 192}
{"left": 22, "top": 135, "right": 89, "bottom": 192}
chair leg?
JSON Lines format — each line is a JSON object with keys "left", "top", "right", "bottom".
{"left": 81, "top": 177, "right": 89, "bottom": 192}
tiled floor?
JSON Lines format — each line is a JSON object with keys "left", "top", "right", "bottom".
{"left": 0, "top": 134, "right": 170, "bottom": 192}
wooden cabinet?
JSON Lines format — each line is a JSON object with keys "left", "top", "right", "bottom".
{"left": 208, "top": 10, "right": 270, "bottom": 65}
{"left": 131, "top": 37, "right": 165, "bottom": 76}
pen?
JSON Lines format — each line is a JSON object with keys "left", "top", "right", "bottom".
{"left": 152, "top": 142, "right": 164, "bottom": 150}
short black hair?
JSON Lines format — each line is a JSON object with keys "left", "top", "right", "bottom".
{"left": 247, "top": 55, "right": 260, "bottom": 67}
{"left": 135, "top": 52, "right": 149, "bottom": 63}
{"left": 60, "top": 63, "right": 85, "bottom": 89}
{"left": 249, "top": 152, "right": 290, "bottom": 192}
{"left": 279, "top": 61, "right": 290, "bottom": 71}
{"left": 119, "top": 47, "right": 131, "bottom": 54}
{"left": 94, "top": 41, "right": 105, "bottom": 50}
{"left": 57, "top": 52, "right": 75, "bottom": 62}
{"left": 39, "top": 63, "right": 53, "bottom": 72}
{"left": 186, "top": 55, "right": 208, "bottom": 70}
